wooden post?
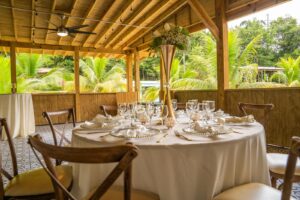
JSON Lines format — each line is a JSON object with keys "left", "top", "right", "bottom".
{"left": 74, "top": 47, "right": 81, "bottom": 122}
{"left": 159, "top": 58, "right": 166, "bottom": 101}
{"left": 215, "top": 0, "right": 229, "bottom": 109}
{"left": 134, "top": 50, "right": 140, "bottom": 100}
{"left": 126, "top": 53, "right": 133, "bottom": 92}
{"left": 10, "top": 43, "right": 17, "bottom": 93}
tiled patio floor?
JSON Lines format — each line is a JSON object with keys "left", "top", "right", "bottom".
{"left": 1, "top": 124, "right": 300, "bottom": 199}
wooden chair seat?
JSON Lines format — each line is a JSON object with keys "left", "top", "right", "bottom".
{"left": 84, "top": 186, "right": 159, "bottom": 200}
{"left": 5, "top": 165, "right": 72, "bottom": 197}
{"left": 267, "top": 153, "right": 300, "bottom": 176}
{"left": 214, "top": 183, "right": 296, "bottom": 200}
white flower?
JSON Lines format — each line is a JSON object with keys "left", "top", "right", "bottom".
{"left": 164, "top": 23, "right": 171, "bottom": 31}
{"left": 153, "top": 30, "right": 161, "bottom": 37}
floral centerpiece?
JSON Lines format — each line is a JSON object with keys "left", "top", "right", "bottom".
{"left": 149, "top": 23, "right": 189, "bottom": 120}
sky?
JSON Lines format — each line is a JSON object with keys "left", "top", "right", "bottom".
{"left": 228, "top": 0, "right": 300, "bottom": 28}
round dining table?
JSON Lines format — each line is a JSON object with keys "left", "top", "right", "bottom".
{"left": 71, "top": 119, "right": 270, "bottom": 200}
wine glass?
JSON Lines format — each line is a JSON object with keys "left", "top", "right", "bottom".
{"left": 186, "top": 101, "right": 195, "bottom": 123}
{"left": 172, "top": 99, "right": 178, "bottom": 111}
{"left": 146, "top": 103, "right": 155, "bottom": 125}
{"left": 198, "top": 102, "right": 207, "bottom": 124}
{"left": 118, "top": 103, "right": 127, "bottom": 117}
{"left": 203, "top": 100, "right": 215, "bottom": 122}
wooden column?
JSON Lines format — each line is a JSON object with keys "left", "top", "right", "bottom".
{"left": 159, "top": 58, "right": 166, "bottom": 101}
{"left": 10, "top": 43, "right": 17, "bottom": 93}
{"left": 134, "top": 50, "right": 140, "bottom": 100}
{"left": 215, "top": 0, "right": 229, "bottom": 109}
{"left": 74, "top": 47, "right": 81, "bottom": 122}
{"left": 126, "top": 53, "right": 133, "bottom": 92}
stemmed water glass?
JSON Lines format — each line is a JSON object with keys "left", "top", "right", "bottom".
{"left": 172, "top": 99, "right": 178, "bottom": 111}
{"left": 203, "top": 100, "right": 215, "bottom": 122}
{"left": 198, "top": 102, "right": 207, "bottom": 124}
{"left": 146, "top": 103, "right": 155, "bottom": 125}
{"left": 186, "top": 101, "right": 197, "bottom": 124}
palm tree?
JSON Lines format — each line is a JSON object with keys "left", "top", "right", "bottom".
{"left": 275, "top": 56, "right": 300, "bottom": 86}
{"left": 0, "top": 55, "right": 11, "bottom": 94}
{"left": 80, "top": 57, "right": 127, "bottom": 92}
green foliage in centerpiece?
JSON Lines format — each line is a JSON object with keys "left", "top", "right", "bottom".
{"left": 149, "top": 23, "right": 190, "bottom": 52}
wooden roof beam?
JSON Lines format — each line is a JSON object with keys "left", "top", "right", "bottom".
{"left": 90, "top": 0, "right": 134, "bottom": 48}
{"left": 118, "top": 0, "right": 187, "bottom": 49}
{"left": 101, "top": 0, "right": 152, "bottom": 48}
{"left": 45, "top": 0, "right": 57, "bottom": 43}
{"left": 58, "top": 0, "right": 79, "bottom": 45}
{"left": 188, "top": 0, "right": 220, "bottom": 41}
{"left": 0, "top": 40, "right": 126, "bottom": 55}
{"left": 69, "top": 0, "right": 98, "bottom": 46}
{"left": 30, "top": 0, "right": 35, "bottom": 42}
{"left": 10, "top": 0, "right": 17, "bottom": 40}
{"left": 80, "top": 0, "right": 117, "bottom": 47}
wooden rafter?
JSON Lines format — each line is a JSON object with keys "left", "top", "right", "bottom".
{"left": 30, "top": 0, "right": 35, "bottom": 42}
{"left": 90, "top": 0, "right": 133, "bottom": 48}
{"left": 118, "top": 0, "right": 187, "bottom": 49}
{"left": 187, "top": 0, "right": 220, "bottom": 41}
{"left": 111, "top": 0, "right": 171, "bottom": 48}
{"left": 101, "top": 0, "right": 152, "bottom": 48}
{"left": 69, "top": 0, "right": 97, "bottom": 46}
{"left": 0, "top": 40, "right": 126, "bottom": 54}
{"left": 10, "top": 0, "right": 17, "bottom": 40}
{"left": 58, "top": 0, "right": 79, "bottom": 45}
{"left": 45, "top": 0, "right": 57, "bottom": 43}
{"left": 80, "top": 0, "right": 117, "bottom": 47}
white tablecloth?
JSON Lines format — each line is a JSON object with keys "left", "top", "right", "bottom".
{"left": 71, "top": 122, "right": 270, "bottom": 200}
{"left": 0, "top": 94, "right": 35, "bottom": 139}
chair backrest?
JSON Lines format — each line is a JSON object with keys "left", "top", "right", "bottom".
{"left": 28, "top": 134, "right": 138, "bottom": 200}
{"left": 100, "top": 105, "right": 118, "bottom": 116}
{"left": 0, "top": 118, "right": 18, "bottom": 180}
{"left": 177, "top": 102, "right": 186, "bottom": 110}
{"left": 42, "top": 108, "right": 75, "bottom": 147}
{"left": 281, "top": 136, "right": 300, "bottom": 200}
{"left": 238, "top": 102, "right": 274, "bottom": 116}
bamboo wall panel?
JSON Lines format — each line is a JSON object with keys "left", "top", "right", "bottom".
{"left": 172, "top": 90, "right": 217, "bottom": 104}
{"left": 80, "top": 93, "right": 117, "bottom": 121}
{"left": 225, "top": 89, "right": 300, "bottom": 147}
{"left": 32, "top": 94, "right": 75, "bottom": 125}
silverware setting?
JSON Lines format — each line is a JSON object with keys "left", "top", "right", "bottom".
{"left": 156, "top": 132, "right": 168, "bottom": 143}
{"left": 174, "top": 131, "right": 193, "bottom": 141}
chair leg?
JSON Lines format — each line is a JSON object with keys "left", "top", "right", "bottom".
{"left": 271, "top": 176, "right": 277, "bottom": 188}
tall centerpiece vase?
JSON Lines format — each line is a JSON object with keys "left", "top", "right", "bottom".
{"left": 160, "top": 44, "right": 176, "bottom": 120}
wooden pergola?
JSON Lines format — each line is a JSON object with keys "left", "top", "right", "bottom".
{"left": 1, "top": 0, "right": 297, "bottom": 147}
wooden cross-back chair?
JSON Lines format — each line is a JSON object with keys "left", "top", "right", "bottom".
{"left": 214, "top": 136, "right": 300, "bottom": 200}
{"left": 28, "top": 135, "right": 160, "bottom": 200}
{"left": 0, "top": 118, "right": 73, "bottom": 200}
{"left": 238, "top": 102, "right": 300, "bottom": 188}
{"left": 99, "top": 105, "right": 118, "bottom": 117}
{"left": 42, "top": 108, "right": 75, "bottom": 147}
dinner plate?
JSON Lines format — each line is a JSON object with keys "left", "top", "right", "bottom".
{"left": 224, "top": 121, "right": 255, "bottom": 126}
{"left": 182, "top": 127, "right": 228, "bottom": 136}
{"left": 110, "top": 127, "right": 160, "bottom": 139}
{"left": 80, "top": 121, "right": 114, "bottom": 131}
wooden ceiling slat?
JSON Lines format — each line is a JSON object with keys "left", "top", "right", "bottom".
{"left": 30, "top": 0, "right": 35, "bottom": 42}
{"left": 10, "top": 0, "right": 17, "bottom": 40}
{"left": 89, "top": 0, "right": 134, "bottom": 48}
{"left": 118, "top": 0, "right": 187, "bottom": 49}
{"left": 45, "top": 0, "right": 57, "bottom": 43}
{"left": 101, "top": 0, "right": 152, "bottom": 48}
{"left": 82, "top": 0, "right": 133, "bottom": 46}
{"left": 57, "top": 0, "right": 79, "bottom": 45}
{"left": 69, "top": 0, "right": 98, "bottom": 46}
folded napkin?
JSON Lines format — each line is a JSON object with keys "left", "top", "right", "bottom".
{"left": 222, "top": 115, "right": 255, "bottom": 124}
{"left": 193, "top": 122, "right": 214, "bottom": 133}
{"left": 80, "top": 121, "right": 115, "bottom": 130}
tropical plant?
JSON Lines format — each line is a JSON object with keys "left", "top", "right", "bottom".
{"left": 276, "top": 56, "right": 300, "bottom": 85}
{"left": 80, "top": 57, "right": 127, "bottom": 93}
{"left": 0, "top": 55, "right": 11, "bottom": 94}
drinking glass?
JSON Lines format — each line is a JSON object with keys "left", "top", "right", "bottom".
{"left": 118, "top": 103, "right": 127, "bottom": 117}
{"left": 186, "top": 101, "right": 195, "bottom": 123}
{"left": 198, "top": 102, "right": 207, "bottom": 123}
{"left": 172, "top": 99, "right": 178, "bottom": 111}
{"left": 203, "top": 100, "right": 215, "bottom": 122}
{"left": 146, "top": 103, "right": 155, "bottom": 125}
